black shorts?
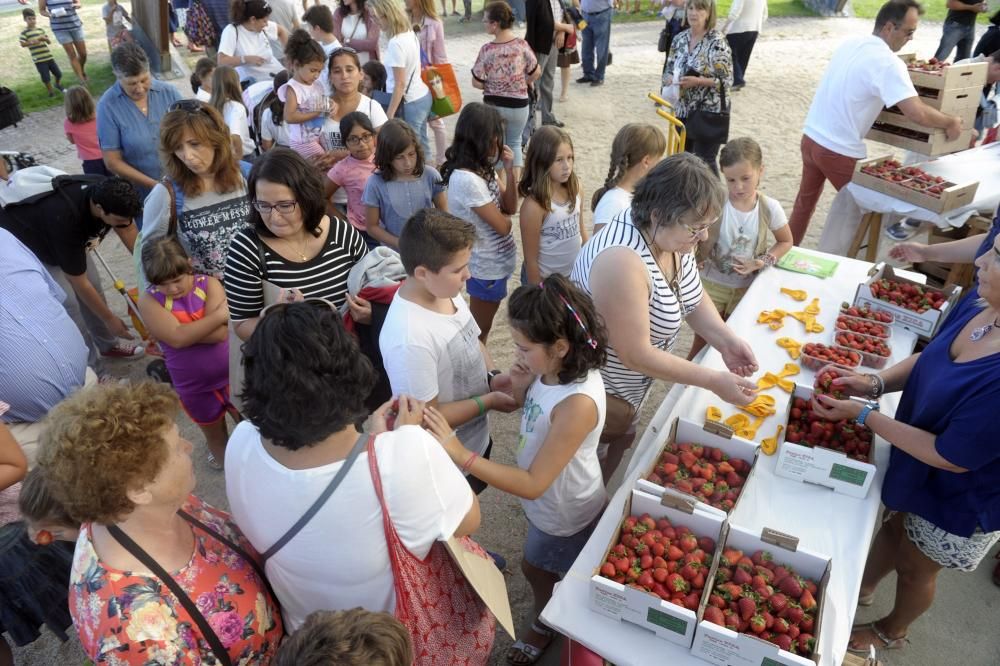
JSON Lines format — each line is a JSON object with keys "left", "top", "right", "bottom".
{"left": 34, "top": 60, "right": 62, "bottom": 84}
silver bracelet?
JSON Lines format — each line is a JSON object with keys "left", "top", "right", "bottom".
{"left": 867, "top": 373, "right": 884, "bottom": 399}
{"left": 755, "top": 252, "right": 777, "bottom": 269}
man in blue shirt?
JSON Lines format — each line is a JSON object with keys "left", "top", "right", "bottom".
{"left": 0, "top": 229, "right": 92, "bottom": 465}
{"left": 578, "top": 0, "right": 613, "bottom": 87}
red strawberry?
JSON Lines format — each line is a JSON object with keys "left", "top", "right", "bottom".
{"left": 666, "top": 545, "right": 684, "bottom": 561}
{"left": 762, "top": 611, "right": 775, "bottom": 630}
{"left": 777, "top": 575, "right": 803, "bottom": 598}
{"left": 651, "top": 541, "right": 665, "bottom": 558}
{"left": 692, "top": 571, "right": 706, "bottom": 590}
{"left": 768, "top": 593, "right": 788, "bottom": 613}
{"left": 718, "top": 582, "right": 742, "bottom": 600}
{"left": 786, "top": 624, "right": 800, "bottom": 640}
{"left": 751, "top": 550, "right": 773, "bottom": 567}
{"left": 721, "top": 549, "right": 743, "bottom": 567}
{"left": 698, "top": 536, "right": 716, "bottom": 553}
{"left": 753, "top": 584, "right": 773, "bottom": 601}
{"left": 600, "top": 562, "right": 616, "bottom": 577}
{"left": 724, "top": 610, "right": 740, "bottom": 631}
{"left": 704, "top": 606, "right": 725, "bottom": 627}
{"left": 652, "top": 567, "right": 669, "bottom": 583}
{"left": 666, "top": 573, "right": 689, "bottom": 593}
{"left": 772, "top": 617, "right": 790, "bottom": 634}
{"left": 749, "top": 614, "right": 767, "bottom": 634}
{"left": 680, "top": 563, "right": 698, "bottom": 581}
{"left": 679, "top": 534, "right": 698, "bottom": 553}
{"left": 613, "top": 556, "right": 629, "bottom": 574}
{"left": 652, "top": 582, "right": 669, "bottom": 600}
{"left": 637, "top": 571, "right": 654, "bottom": 589}
{"left": 709, "top": 593, "right": 726, "bottom": 609}
{"left": 781, "top": 604, "right": 803, "bottom": 625}
{"left": 738, "top": 597, "right": 756, "bottom": 621}
{"left": 773, "top": 634, "right": 793, "bottom": 652}
{"left": 797, "top": 633, "right": 815, "bottom": 656}
{"left": 732, "top": 567, "right": 752, "bottom": 585}
{"left": 800, "top": 613, "right": 815, "bottom": 633}
{"left": 684, "top": 591, "right": 700, "bottom": 610}
{"left": 799, "top": 589, "right": 817, "bottom": 612}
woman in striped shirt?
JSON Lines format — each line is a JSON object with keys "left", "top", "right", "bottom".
{"left": 571, "top": 153, "right": 758, "bottom": 482}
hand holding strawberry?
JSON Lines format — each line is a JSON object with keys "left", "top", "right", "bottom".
{"left": 811, "top": 393, "right": 865, "bottom": 423}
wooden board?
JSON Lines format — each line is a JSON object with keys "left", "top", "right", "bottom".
{"left": 899, "top": 53, "right": 987, "bottom": 90}
{"left": 911, "top": 84, "right": 984, "bottom": 113}
{"left": 877, "top": 105, "right": 977, "bottom": 132}
{"left": 851, "top": 156, "right": 979, "bottom": 214}
{"left": 865, "top": 124, "right": 975, "bottom": 157}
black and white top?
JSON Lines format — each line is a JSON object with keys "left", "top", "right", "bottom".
{"left": 224, "top": 219, "right": 368, "bottom": 321}
{"left": 571, "top": 210, "right": 703, "bottom": 408}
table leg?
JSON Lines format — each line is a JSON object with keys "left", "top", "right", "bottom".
{"left": 848, "top": 212, "right": 882, "bottom": 261}
{"left": 865, "top": 212, "right": 882, "bottom": 262}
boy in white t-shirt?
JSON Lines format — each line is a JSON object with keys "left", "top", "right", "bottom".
{"left": 379, "top": 209, "right": 518, "bottom": 493}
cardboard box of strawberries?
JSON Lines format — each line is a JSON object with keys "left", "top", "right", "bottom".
{"left": 854, "top": 263, "right": 961, "bottom": 339}
{"left": 691, "top": 525, "right": 831, "bottom": 666}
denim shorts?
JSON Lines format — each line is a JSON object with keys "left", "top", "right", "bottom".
{"left": 53, "top": 26, "right": 86, "bottom": 44}
{"left": 524, "top": 516, "right": 600, "bottom": 576}
{"left": 466, "top": 276, "right": 509, "bottom": 303}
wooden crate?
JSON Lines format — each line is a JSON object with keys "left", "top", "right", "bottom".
{"left": 877, "top": 104, "right": 978, "bottom": 132}
{"left": 910, "top": 84, "right": 984, "bottom": 113}
{"left": 852, "top": 156, "right": 978, "bottom": 213}
{"left": 866, "top": 122, "right": 975, "bottom": 157}
{"left": 899, "top": 53, "right": 987, "bottom": 90}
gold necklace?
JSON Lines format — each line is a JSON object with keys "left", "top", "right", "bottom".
{"left": 640, "top": 230, "right": 686, "bottom": 320}
{"left": 284, "top": 235, "right": 309, "bottom": 261}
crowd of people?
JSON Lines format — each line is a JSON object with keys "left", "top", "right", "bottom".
{"left": 1, "top": 0, "right": 1000, "bottom": 664}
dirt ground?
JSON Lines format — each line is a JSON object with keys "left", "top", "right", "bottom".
{"left": 7, "top": 13, "right": 1000, "bottom": 666}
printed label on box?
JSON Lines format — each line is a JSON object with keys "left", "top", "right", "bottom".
{"left": 698, "top": 631, "right": 742, "bottom": 663}
{"left": 779, "top": 449, "right": 810, "bottom": 478}
{"left": 646, "top": 606, "right": 687, "bottom": 635}
{"left": 592, "top": 585, "right": 626, "bottom": 616}
{"left": 829, "top": 463, "right": 867, "bottom": 486}
{"left": 761, "top": 658, "right": 783, "bottom": 666}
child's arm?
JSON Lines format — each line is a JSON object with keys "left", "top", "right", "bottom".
{"left": 425, "top": 394, "right": 599, "bottom": 500}
{"left": 200, "top": 277, "right": 231, "bottom": 344}
{"left": 283, "top": 87, "right": 324, "bottom": 124}
{"left": 578, "top": 187, "right": 590, "bottom": 244}
{"left": 432, "top": 189, "right": 449, "bottom": 212}
{"left": 0, "top": 423, "right": 28, "bottom": 493}
{"left": 324, "top": 176, "right": 342, "bottom": 218}
{"left": 519, "top": 195, "right": 545, "bottom": 285}
{"left": 496, "top": 149, "right": 518, "bottom": 215}
{"left": 365, "top": 205, "right": 398, "bottom": 248}
{"left": 137, "top": 283, "right": 230, "bottom": 349}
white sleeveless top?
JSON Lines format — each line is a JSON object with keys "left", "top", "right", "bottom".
{"left": 516, "top": 369, "right": 607, "bottom": 536}
{"left": 571, "top": 209, "right": 703, "bottom": 408}
{"left": 538, "top": 194, "right": 583, "bottom": 279}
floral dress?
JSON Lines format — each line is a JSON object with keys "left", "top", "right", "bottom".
{"left": 664, "top": 29, "right": 733, "bottom": 119}
{"left": 69, "top": 495, "right": 283, "bottom": 665}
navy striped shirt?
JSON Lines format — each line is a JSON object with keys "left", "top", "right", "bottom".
{"left": 571, "top": 210, "right": 703, "bottom": 408}
{"left": 45, "top": 0, "right": 83, "bottom": 33}
{"left": 224, "top": 220, "right": 368, "bottom": 321}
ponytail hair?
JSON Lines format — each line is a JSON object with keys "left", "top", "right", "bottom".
{"left": 190, "top": 57, "right": 216, "bottom": 95}
{"left": 591, "top": 123, "right": 667, "bottom": 212}
{"left": 284, "top": 28, "right": 326, "bottom": 66}
{"left": 507, "top": 274, "right": 607, "bottom": 384}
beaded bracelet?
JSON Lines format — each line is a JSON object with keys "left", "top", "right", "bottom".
{"left": 461, "top": 451, "right": 480, "bottom": 474}
{"left": 755, "top": 252, "right": 777, "bottom": 269}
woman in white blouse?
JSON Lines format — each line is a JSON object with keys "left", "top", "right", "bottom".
{"left": 217, "top": 0, "right": 289, "bottom": 85}
{"left": 368, "top": 0, "right": 432, "bottom": 157}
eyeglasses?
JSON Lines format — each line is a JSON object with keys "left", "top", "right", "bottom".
{"left": 170, "top": 99, "right": 209, "bottom": 114}
{"left": 252, "top": 200, "right": 298, "bottom": 215}
{"left": 681, "top": 221, "right": 713, "bottom": 238}
{"left": 346, "top": 132, "right": 374, "bottom": 146}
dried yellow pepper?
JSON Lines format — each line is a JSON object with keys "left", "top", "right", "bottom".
{"left": 706, "top": 406, "right": 723, "bottom": 423}
{"left": 778, "top": 363, "right": 800, "bottom": 377}
{"left": 761, "top": 425, "right": 785, "bottom": 456}
{"left": 725, "top": 413, "right": 751, "bottom": 430}
{"left": 804, "top": 298, "right": 821, "bottom": 315}
{"left": 780, "top": 288, "right": 807, "bottom": 302}
{"left": 757, "top": 309, "right": 787, "bottom": 330}
{"left": 757, "top": 372, "right": 794, "bottom": 393}
{"left": 738, "top": 394, "right": 777, "bottom": 418}
{"left": 776, "top": 337, "right": 802, "bottom": 360}
{"left": 736, "top": 427, "right": 757, "bottom": 440}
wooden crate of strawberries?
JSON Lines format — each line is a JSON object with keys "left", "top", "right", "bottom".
{"left": 854, "top": 263, "right": 962, "bottom": 339}
{"left": 909, "top": 83, "right": 984, "bottom": 113}
{"left": 899, "top": 54, "right": 987, "bottom": 90}
{"left": 875, "top": 104, "right": 978, "bottom": 138}
{"left": 691, "top": 525, "right": 831, "bottom": 666}
{"left": 775, "top": 381, "right": 880, "bottom": 498}
{"left": 590, "top": 488, "right": 727, "bottom": 647}
{"left": 852, "top": 157, "right": 979, "bottom": 213}
{"left": 636, "top": 417, "right": 759, "bottom": 517}
{"left": 865, "top": 122, "right": 975, "bottom": 157}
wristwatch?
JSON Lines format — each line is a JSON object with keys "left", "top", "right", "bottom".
{"left": 855, "top": 400, "right": 879, "bottom": 427}
{"left": 487, "top": 369, "right": 502, "bottom": 388}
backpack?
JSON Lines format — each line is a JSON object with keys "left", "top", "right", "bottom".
{"left": 0, "top": 167, "right": 106, "bottom": 209}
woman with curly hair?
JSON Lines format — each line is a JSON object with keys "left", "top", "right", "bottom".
{"left": 137, "top": 101, "right": 251, "bottom": 285}
{"left": 223, "top": 301, "right": 482, "bottom": 635}
{"left": 37, "top": 382, "right": 283, "bottom": 665}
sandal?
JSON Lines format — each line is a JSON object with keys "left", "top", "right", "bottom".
{"left": 206, "top": 452, "right": 224, "bottom": 471}
{"left": 506, "top": 619, "right": 555, "bottom": 665}
{"left": 858, "top": 591, "right": 875, "bottom": 607}
{"left": 847, "top": 621, "right": 908, "bottom": 654}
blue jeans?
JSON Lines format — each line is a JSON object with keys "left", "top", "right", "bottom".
{"left": 491, "top": 103, "right": 529, "bottom": 168}
{"left": 507, "top": 0, "right": 526, "bottom": 21}
{"left": 401, "top": 92, "right": 433, "bottom": 159}
{"left": 581, "top": 8, "right": 612, "bottom": 82}
{"left": 934, "top": 19, "right": 975, "bottom": 62}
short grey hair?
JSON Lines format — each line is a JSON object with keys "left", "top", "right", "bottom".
{"left": 630, "top": 152, "right": 726, "bottom": 232}
{"left": 110, "top": 42, "right": 150, "bottom": 79}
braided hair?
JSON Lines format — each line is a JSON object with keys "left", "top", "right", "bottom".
{"left": 591, "top": 123, "right": 667, "bottom": 212}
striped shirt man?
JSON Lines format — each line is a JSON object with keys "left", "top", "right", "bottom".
{"left": 19, "top": 27, "right": 55, "bottom": 64}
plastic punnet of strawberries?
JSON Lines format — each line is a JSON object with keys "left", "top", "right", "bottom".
{"left": 840, "top": 303, "right": 893, "bottom": 324}
{"left": 599, "top": 513, "right": 716, "bottom": 610}
{"left": 801, "top": 343, "right": 861, "bottom": 370}
{"left": 704, "top": 548, "right": 819, "bottom": 657}
{"left": 835, "top": 331, "right": 891, "bottom": 358}
{"left": 835, "top": 314, "right": 890, "bottom": 339}
{"left": 869, "top": 278, "right": 946, "bottom": 313}
{"left": 784, "top": 397, "right": 873, "bottom": 462}
{"left": 644, "top": 442, "right": 752, "bottom": 513}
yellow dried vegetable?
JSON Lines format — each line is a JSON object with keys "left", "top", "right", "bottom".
{"left": 778, "top": 363, "right": 800, "bottom": 377}
{"left": 725, "top": 413, "right": 750, "bottom": 430}
{"left": 738, "top": 394, "right": 777, "bottom": 418}
{"left": 757, "top": 309, "right": 787, "bottom": 330}
{"left": 780, "top": 288, "right": 807, "bottom": 301}
{"left": 706, "top": 406, "right": 722, "bottom": 423}
{"left": 776, "top": 338, "right": 802, "bottom": 360}
{"left": 757, "top": 372, "right": 794, "bottom": 393}
{"left": 761, "top": 425, "right": 785, "bottom": 455}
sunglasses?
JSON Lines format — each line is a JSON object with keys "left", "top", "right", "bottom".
{"left": 170, "top": 99, "right": 210, "bottom": 114}
{"left": 330, "top": 46, "right": 359, "bottom": 58}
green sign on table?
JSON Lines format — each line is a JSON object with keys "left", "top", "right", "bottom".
{"left": 777, "top": 249, "right": 840, "bottom": 279}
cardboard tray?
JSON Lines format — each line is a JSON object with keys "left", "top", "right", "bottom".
{"left": 636, "top": 416, "right": 760, "bottom": 518}
{"left": 910, "top": 84, "right": 986, "bottom": 113}
{"left": 690, "top": 524, "right": 832, "bottom": 666}
{"left": 865, "top": 124, "right": 976, "bottom": 157}
{"left": 852, "top": 156, "right": 978, "bottom": 214}
{"left": 899, "top": 53, "right": 988, "bottom": 90}
{"left": 589, "top": 488, "right": 727, "bottom": 648}
{"left": 854, "top": 263, "right": 962, "bottom": 339}
{"left": 774, "top": 384, "right": 879, "bottom": 499}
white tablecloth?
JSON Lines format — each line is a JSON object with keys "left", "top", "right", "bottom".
{"left": 818, "top": 142, "right": 1000, "bottom": 256}
{"left": 541, "top": 248, "right": 919, "bottom": 666}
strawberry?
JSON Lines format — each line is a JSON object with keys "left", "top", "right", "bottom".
{"left": 640, "top": 554, "right": 653, "bottom": 569}
{"left": 666, "top": 544, "right": 684, "bottom": 561}
{"left": 652, "top": 567, "right": 669, "bottom": 584}
{"left": 704, "top": 606, "right": 726, "bottom": 627}
{"left": 773, "top": 634, "right": 793, "bottom": 652}
{"left": 749, "top": 614, "right": 767, "bottom": 634}
{"left": 762, "top": 610, "right": 775, "bottom": 630}
{"left": 786, "top": 624, "right": 800, "bottom": 640}
{"left": 780, "top": 603, "right": 803, "bottom": 625}
{"left": 612, "top": 556, "right": 630, "bottom": 574}
{"left": 637, "top": 571, "right": 654, "bottom": 589}
{"left": 679, "top": 534, "right": 698, "bottom": 553}
{"left": 600, "top": 562, "right": 616, "bottom": 577}
{"left": 768, "top": 593, "right": 788, "bottom": 613}
{"left": 732, "top": 567, "right": 752, "bottom": 586}
{"left": 719, "top": 582, "right": 742, "bottom": 600}
{"left": 666, "top": 573, "right": 689, "bottom": 593}
{"left": 799, "top": 589, "right": 817, "bottom": 612}
{"left": 777, "top": 575, "right": 803, "bottom": 598}
{"left": 680, "top": 563, "right": 699, "bottom": 581}
{"left": 738, "top": 597, "right": 756, "bottom": 621}
{"left": 684, "top": 591, "right": 701, "bottom": 610}
{"left": 797, "top": 633, "right": 815, "bottom": 656}
{"left": 724, "top": 610, "right": 740, "bottom": 631}
{"left": 772, "top": 617, "right": 790, "bottom": 634}
{"left": 652, "top": 583, "right": 669, "bottom": 600}
{"left": 800, "top": 614, "right": 815, "bottom": 633}
{"left": 721, "top": 549, "right": 743, "bottom": 567}
{"left": 751, "top": 550, "right": 772, "bottom": 567}
{"left": 698, "top": 536, "right": 716, "bottom": 552}
{"left": 709, "top": 593, "right": 726, "bottom": 609}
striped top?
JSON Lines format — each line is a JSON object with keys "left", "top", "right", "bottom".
{"left": 20, "top": 28, "right": 54, "bottom": 63}
{"left": 571, "top": 210, "right": 703, "bottom": 408}
{"left": 224, "top": 219, "right": 368, "bottom": 321}
{"left": 45, "top": 0, "right": 83, "bottom": 32}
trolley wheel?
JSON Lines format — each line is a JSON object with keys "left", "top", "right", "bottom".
{"left": 145, "top": 359, "right": 172, "bottom": 384}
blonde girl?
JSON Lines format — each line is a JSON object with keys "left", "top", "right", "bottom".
{"left": 591, "top": 123, "right": 667, "bottom": 233}
{"left": 518, "top": 126, "right": 587, "bottom": 285}
{"left": 209, "top": 65, "right": 254, "bottom": 159}
{"left": 63, "top": 86, "right": 107, "bottom": 176}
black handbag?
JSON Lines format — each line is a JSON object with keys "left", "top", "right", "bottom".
{"left": 658, "top": 24, "right": 670, "bottom": 53}
{"left": 685, "top": 78, "right": 730, "bottom": 145}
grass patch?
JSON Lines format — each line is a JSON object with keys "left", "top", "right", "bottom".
{"left": 2, "top": 0, "right": 115, "bottom": 115}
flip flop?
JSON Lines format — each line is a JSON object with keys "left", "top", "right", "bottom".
{"left": 858, "top": 592, "right": 874, "bottom": 607}
{"left": 847, "top": 622, "right": 908, "bottom": 654}
{"left": 506, "top": 620, "right": 555, "bottom": 665}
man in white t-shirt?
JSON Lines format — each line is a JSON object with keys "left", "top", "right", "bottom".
{"left": 788, "top": 0, "right": 964, "bottom": 245}
{"left": 379, "top": 210, "right": 518, "bottom": 494}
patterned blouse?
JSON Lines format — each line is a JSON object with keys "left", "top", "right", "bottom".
{"left": 69, "top": 495, "right": 283, "bottom": 665}
{"left": 664, "top": 29, "right": 734, "bottom": 119}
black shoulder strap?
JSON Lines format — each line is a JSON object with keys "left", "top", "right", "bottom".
{"left": 262, "top": 433, "right": 369, "bottom": 561}
{"left": 161, "top": 177, "right": 178, "bottom": 237}
{"left": 107, "top": 525, "right": 233, "bottom": 666}
{"left": 254, "top": 232, "right": 270, "bottom": 282}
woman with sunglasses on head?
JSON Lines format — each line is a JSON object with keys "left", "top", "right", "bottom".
{"left": 571, "top": 153, "right": 759, "bottom": 483}
{"left": 137, "top": 102, "right": 252, "bottom": 287}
